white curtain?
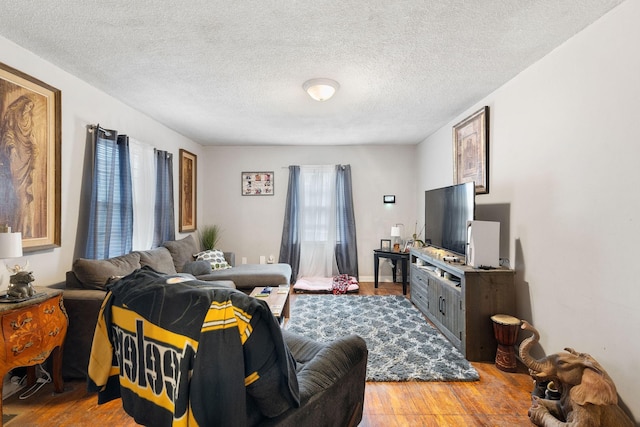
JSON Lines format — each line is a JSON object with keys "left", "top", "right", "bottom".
{"left": 129, "top": 138, "right": 156, "bottom": 250}
{"left": 298, "top": 165, "right": 339, "bottom": 278}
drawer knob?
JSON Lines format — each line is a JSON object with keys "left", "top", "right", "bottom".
{"left": 10, "top": 317, "right": 33, "bottom": 329}
{"left": 49, "top": 327, "right": 60, "bottom": 337}
{"left": 12, "top": 341, "right": 34, "bottom": 355}
{"left": 44, "top": 306, "right": 56, "bottom": 315}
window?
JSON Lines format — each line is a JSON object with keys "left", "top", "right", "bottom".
{"left": 85, "top": 132, "right": 132, "bottom": 259}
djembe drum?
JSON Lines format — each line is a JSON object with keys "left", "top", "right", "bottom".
{"left": 490, "top": 314, "right": 521, "bottom": 372}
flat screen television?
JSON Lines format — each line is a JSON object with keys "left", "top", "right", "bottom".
{"left": 424, "top": 182, "right": 475, "bottom": 256}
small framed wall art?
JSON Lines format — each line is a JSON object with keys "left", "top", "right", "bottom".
{"left": 179, "top": 149, "right": 197, "bottom": 232}
{"left": 380, "top": 239, "right": 391, "bottom": 251}
{"left": 0, "top": 62, "right": 61, "bottom": 251}
{"left": 242, "top": 171, "right": 273, "bottom": 196}
{"left": 453, "top": 106, "right": 489, "bottom": 194}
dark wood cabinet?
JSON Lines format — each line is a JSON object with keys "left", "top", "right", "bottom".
{"left": 410, "top": 247, "right": 515, "bottom": 361}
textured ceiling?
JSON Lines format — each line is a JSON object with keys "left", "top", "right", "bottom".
{"left": 0, "top": 1, "right": 625, "bottom": 146}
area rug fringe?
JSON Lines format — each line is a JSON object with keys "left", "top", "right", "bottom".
{"left": 286, "top": 295, "right": 479, "bottom": 382}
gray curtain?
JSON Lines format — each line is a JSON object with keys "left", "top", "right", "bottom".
{"left": 279, "top": 166, "right": 300, "bottom": 281}
{"left": 279, "top": 164, "right": 358, "bottom": 282}
{"left": 152, "top": 149, "right": 175, "bottom": 247}
{"left": 84, "top": 127, "right": 133, "bottom": 259}
{"left": 335, "top": 165, "right": 358, "bottom": 278}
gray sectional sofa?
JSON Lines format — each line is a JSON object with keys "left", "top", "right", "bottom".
{"left": 56, "top": 235, "right": 292, "bottom": 379}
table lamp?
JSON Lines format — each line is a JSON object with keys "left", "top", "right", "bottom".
{"left": 0, "top": 228, "right": 22, "bottom": 258}
{"left": 0, "top": 227, "right": 24, "bottom": 291}
{"left": 391, "top": 225, "right": 401, "bottom": 252}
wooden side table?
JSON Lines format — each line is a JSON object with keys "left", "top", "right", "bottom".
{"left": 0, "top": 288, "right": 68, "bottom": 424}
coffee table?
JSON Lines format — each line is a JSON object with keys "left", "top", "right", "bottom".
{"left": 250, "top": 285, "right": 290, "bottom": 325}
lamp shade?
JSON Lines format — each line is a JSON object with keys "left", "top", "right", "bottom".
{"left": 0, "top": 232, "right": 23, "bottom": 258}
{"left": 303, "top": 78, "right": 340, "bottom": 101}
{"left": 390, "top": 226, "right": 401, "bottom": 237}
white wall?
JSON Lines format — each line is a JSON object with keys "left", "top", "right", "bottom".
{"left": 201, "top": 145, "right": 416, "bottom": 280}
{"left": 0, "top": 36, "right": 203, "bottom": 289}
{"left": 0, "top": 34, "right": 419, "bottom": 284}
{"left": 417, "top": 0, "right": 639, "bottom": 418}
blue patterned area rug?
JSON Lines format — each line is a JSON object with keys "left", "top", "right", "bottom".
{"left": 286, "top": 295, "right": 479, "bottom": 382}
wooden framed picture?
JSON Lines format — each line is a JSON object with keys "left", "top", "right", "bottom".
{"left": 380, "top": 239, "right": 391, "bottom": 251}
{"left": 453, "top": 106, "right": 489, "bottom": 194}
{"left": 179, "top": 149, "right": 197, "bottom": 232}
{"left": 0, "top": 62, "right": 61, "bottom": 251}
{"left": 242, "top": 171, "right": 273, "bottom": 196}
{"left": 403, "top": 239, "right": 414, "bottom": 252}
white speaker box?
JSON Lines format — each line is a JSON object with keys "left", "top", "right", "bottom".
{"left": 466, "top": 220, "right": 500, "bottom": 268}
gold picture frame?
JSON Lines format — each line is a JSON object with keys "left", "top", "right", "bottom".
{"left": 453, "top": 106, "right": 489, "bottom": 194}
{"left": 179, "top": 149, "right": 197, "bottom": 232}
{"left": 0, "top": 62, "right": 61, "bottom": 251}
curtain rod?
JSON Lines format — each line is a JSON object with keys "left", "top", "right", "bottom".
{"left": 281, "top": 164, "right": 349, "bottom": 169}
{"left": 87, "top": 124, "right": 112, "bottom": 136}
{"left": 89, "top": 125, "right": 163, "bottom": 153}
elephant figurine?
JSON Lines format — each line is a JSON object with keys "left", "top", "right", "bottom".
{"left": 8, "top": 271, "right": 36, "bottom": 299}
{"left": 519, "top": 320, "right": 634, "bottom": 426}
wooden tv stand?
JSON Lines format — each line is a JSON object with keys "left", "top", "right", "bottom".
{"left": 409, "top": 247, "right": 516, "bottom": 361}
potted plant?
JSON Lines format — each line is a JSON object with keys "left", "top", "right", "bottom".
{"left": 199, "top": 225, "right": 222, "bottom": 250}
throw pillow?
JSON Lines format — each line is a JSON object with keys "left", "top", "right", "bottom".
{"left": 137, "top": 247, "right": 178, "bottom": 275}
{"left": 163, "top": 235, "right": 200, "bottom": 272}
{"left": 194, "top": 249, "right": 232, "bottom": 270}
{"left": 182, "top": 260, "right": 213, "bottom": 276}
{"left": 72, "top": 252, "right": 141, "bottom": 290}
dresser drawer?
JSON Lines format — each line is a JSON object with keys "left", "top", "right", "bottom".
{"left": 1, "top": 295, "right": 67, "bottom": 365}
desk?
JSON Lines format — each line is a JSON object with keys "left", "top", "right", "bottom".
{"left": 0, "top": 288, "right": 67, "bottom": 425}
{"left": 373, "top": 249, "right": 410, "bottom": 295}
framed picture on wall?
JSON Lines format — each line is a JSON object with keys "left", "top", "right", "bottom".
{"left": 453, "top": 106, "right": 489, "bottom": 194}
{"left": 0, "top": 62, "right": 61, "bottom": 251}
{"left": 242, "top": 171, "right": 273, "bottom": 196}
{"left": 179, "top": 149, "right": 197, "bottom": 232}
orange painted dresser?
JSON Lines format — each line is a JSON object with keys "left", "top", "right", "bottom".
{"left": 0, "top": 288, "right": 68, "bottom": 424}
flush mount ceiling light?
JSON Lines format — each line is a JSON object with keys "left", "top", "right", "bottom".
{"left": 303, "top": 78, "right": 340, "bottom": 101}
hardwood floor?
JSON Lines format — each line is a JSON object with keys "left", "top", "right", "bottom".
{"left": 3, "top": 282, "right": 535, "bottom": 426}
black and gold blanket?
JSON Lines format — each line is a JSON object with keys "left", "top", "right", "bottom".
{"left": 88, "top": 266, "right": 299, "bottom": 426}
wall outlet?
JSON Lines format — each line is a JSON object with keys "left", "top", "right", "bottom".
{"left": 259, "top": 256, "right": 266, "bottom": 264}
{"left": 241, "top": 257, "right": 247, "bottom": 264}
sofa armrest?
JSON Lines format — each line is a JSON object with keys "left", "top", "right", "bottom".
{"left": 283, "top": 331, "right": 367, "bottom": 401}
{"left": 224, "top": 252, "right": 235, "bottom": 267}
{"left": 47, "top": 281, "right": 66, "bottom": 290}
{"left": 61, "top": 288, "right": 107, "bottom": 379}
{"left": 263, "top": 331, "right": 367, "bottom": 427}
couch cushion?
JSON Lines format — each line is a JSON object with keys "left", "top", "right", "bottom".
{"left": 137, "top": 247, "right": 178, "bottom": 275}
{"left": 72, "top": 252, "right": 141, "bottom": 290}
{"left": 195, "top": 249, "right": 232, "bottom": 270}
{"left": 163, "top": 235, "right": 200, "bottom": 272}
{"left": 195, "top": 263, "right": 292, "bottom": 290}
